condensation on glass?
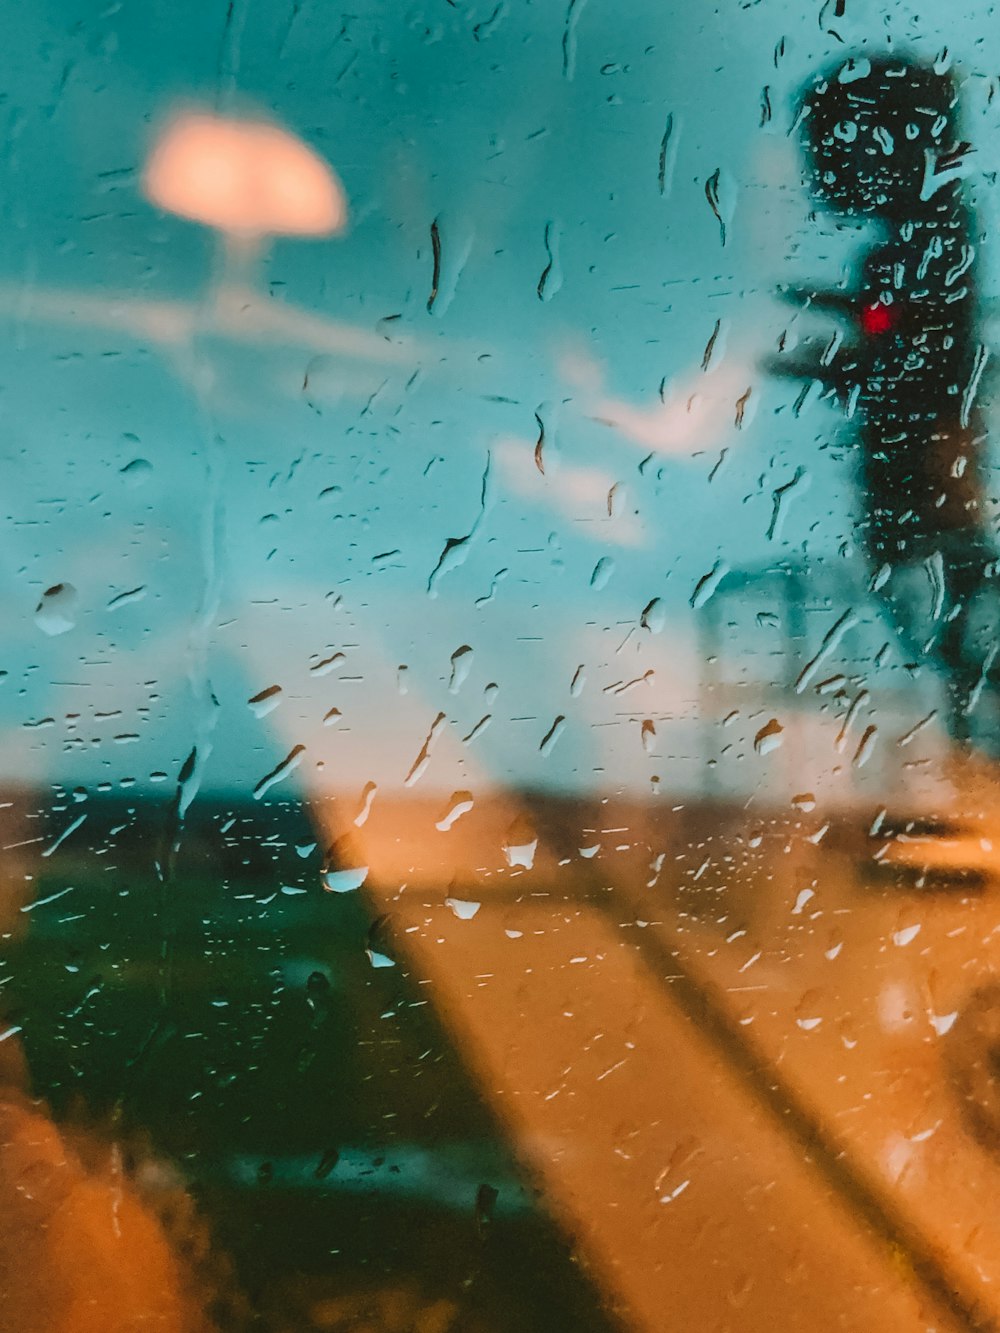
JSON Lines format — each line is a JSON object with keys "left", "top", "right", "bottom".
{"left": 1, "top": 3, "right": 1000, "bottom": 1331}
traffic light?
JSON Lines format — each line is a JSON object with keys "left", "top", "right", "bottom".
{"left": 772, "top": 54, "right": 998, "bottom": 756}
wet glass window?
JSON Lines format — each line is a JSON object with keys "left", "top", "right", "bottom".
{"left": 4, "top": 4, "right": 1000, "bottom": 1331}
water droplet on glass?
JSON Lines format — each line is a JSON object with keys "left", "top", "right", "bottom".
{"left": 540, "top": 715, "right": 566, "bottom": 756}
{"left": 426, "top": 211, "right": 473, "bottom": 318}
{"left": 754, "top": 719, "right": 784, "bottom": 756}
{"left": 436, "top": 791, "right": 475, "bottom": 831}
{"left": 448, "top": 645, "right": 474, "bottom": 694}
{"left": 120, "top": 457, "right": 153, "bottom": 488}
{"left": 690, "top": 560, "right": 729, "bottom": 609}
{"left": 893, "top": 922, "right": 922, "bottom": 948}
{"left": 791, "top": 887, "right": 815, "bottom": 915}
{"left": 405, "top": 712, "right": 446, "bottom": 787}
{"left": 537, "top": 220, "right": 562, "bottom": 301}
{"left": 658, "top": 112, "right": 679, "bottom": 198}
{"left": 641, "top": 598, "right": 665, "bottom": 633}
{"left": 591, "top": 557, "right": 615, "bottom": 590}
{"left": 314, "top": 1148, "right": 340, "bottom": 1180}
{"left": 427, "top": 457, "right": 492, "bottom": 598}
{"left": 445, "top": 897, "right": 481, "bottom": 920}
{"left": 795, "top": 990, "right": 824, "bottom": 1032}
{"left": 106, "top": 585, "right": 147, "bottom": 612}
{"left": 353, "top": 781, "right": 378, "bottom": 828}
{"left": 35, "top": 583, "right": 78, "bottom": 636}
{"left": 503, "top": 818, "right": 538, "bottom": 869}
{"left": 322, "top": 835, "right": 369, "bottom": 894}
{"left": 310, "top": 651, "right": 345, "bottom": 678}
{"left": 704, "top": 167, "right": 737, "bottom": 247}
{"left": 303, "top": 354, "right": 340, "bottom": 408}
{"left": 253, "top": 745, "right": 305, "bottom": 799}
{"left": 854, "top": 724, "right": 878, "bottom": 768}
{"left": 366, "top": 914, "right": 395, "bottom": 968}
{"left": 248, "top": 684, "right": 283, "bottom": 718}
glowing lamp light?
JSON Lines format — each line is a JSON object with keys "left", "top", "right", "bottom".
{"left": 143, "top": 112, "right": 346, "bottom": 239}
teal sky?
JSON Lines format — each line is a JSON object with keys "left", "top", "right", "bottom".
{"left": 4, "top": 0, "right": 1000, "bottom": 804}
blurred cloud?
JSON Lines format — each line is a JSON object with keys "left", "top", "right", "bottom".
{"left": 592, "top": 363, "right": 757, "bottom": 454}
{"left": 494, "top": 436, "right": 647, "bottom": 548}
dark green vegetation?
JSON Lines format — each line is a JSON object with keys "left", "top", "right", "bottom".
{"left": 0, "top": 792, "right": 614, "bottom": 1332}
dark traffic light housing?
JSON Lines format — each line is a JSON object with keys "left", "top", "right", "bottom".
{"left": 774, "top": 54, "right": 999, "bottom": 754}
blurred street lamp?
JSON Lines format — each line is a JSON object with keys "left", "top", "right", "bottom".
{"left": 143, "top": 111, "right": 347, "bottom": 293}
